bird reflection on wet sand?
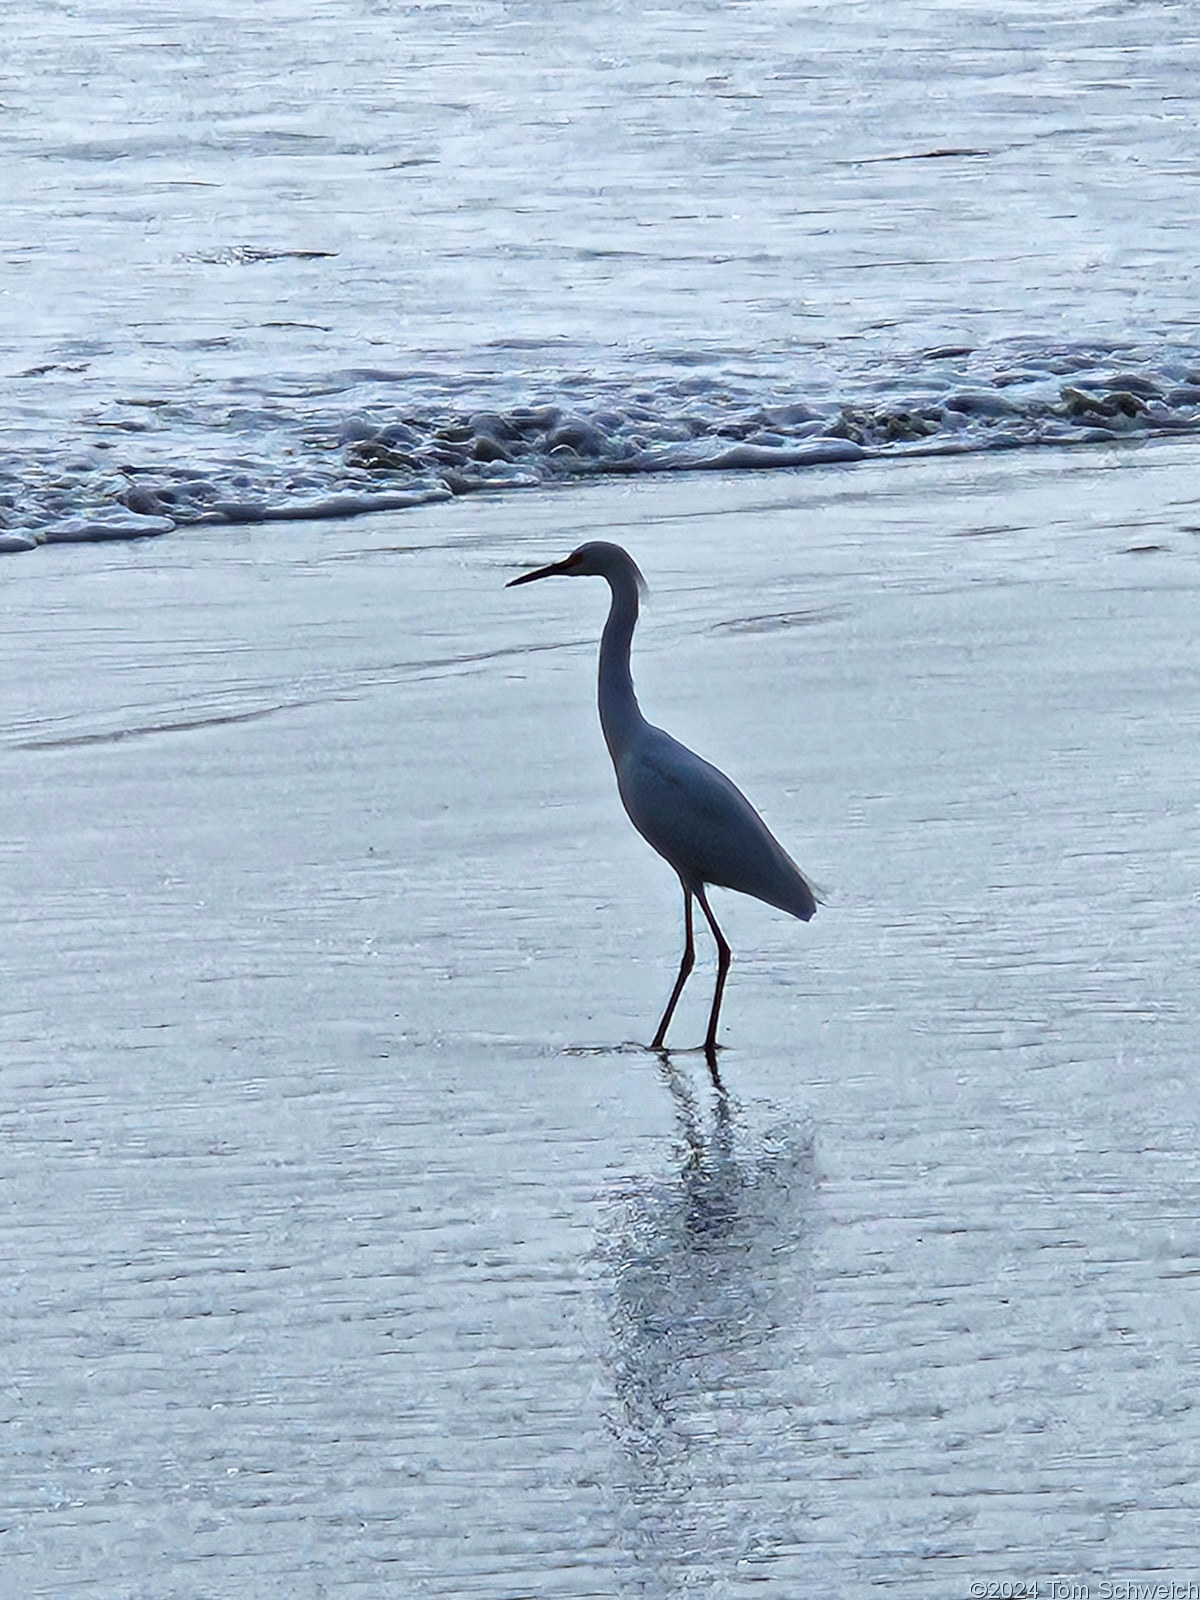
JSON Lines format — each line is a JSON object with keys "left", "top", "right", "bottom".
{"left": 597, "top": 1062, "right": 816, "bottom": 1593}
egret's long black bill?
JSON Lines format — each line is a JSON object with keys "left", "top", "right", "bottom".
{"left": 507, "top": 558, "right": 570, "bottom": 587}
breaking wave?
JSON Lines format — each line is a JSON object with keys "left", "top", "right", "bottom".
{"left": 5, "top": 337, "right": 1200, "bottom": 556}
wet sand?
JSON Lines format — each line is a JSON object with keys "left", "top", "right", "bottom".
{"left": 3, "top": 441, "right": 1199, "bottom": 1595}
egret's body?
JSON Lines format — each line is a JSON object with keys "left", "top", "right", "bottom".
{"left": 509, "top": 541, "right": 816, "bottom": 1072}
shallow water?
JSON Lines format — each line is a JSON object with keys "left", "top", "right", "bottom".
{"left": 2, "top": 446, "right": 1199, "bottom": 1593}
{"left": 6, "top": 0, "right": 1200, "bottom": 545}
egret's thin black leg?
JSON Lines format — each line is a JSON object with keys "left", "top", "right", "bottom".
{"left": 651, "top": 882, "right": 695, "bottom": 1049}
{"left": 695, "top": 885, "right": 732, "bottom": 1077}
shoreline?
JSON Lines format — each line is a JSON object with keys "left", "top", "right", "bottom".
{"left": 5, "top": 355, "right": 1200, "bottom": 559}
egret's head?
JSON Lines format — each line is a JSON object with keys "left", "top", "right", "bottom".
{"left": 507, "top": 541, "right": 646, "bottom": 591}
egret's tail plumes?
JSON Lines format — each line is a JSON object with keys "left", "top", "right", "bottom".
{"left": 775, "top": 868, "right": 819, "bottom": 923}
{"left": 770, "top": 845, "right": 821, "bottom": 922}
{"left": 746, "top": 854, "right": 818, "bottom": 922}
{"left": 705, "top": 832, "right": 819, "bottom": 923}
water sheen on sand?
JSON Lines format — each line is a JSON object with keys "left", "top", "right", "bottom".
{"left": 2, "top": 448, "right": 1199, "bottom": 1593}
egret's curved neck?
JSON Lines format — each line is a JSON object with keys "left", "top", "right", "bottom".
{"left": 598, "top": 564, "right": 645, "bottom": 760}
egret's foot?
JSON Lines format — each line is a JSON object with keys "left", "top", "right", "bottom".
{"left": 704, "top": 1039, "right": 725, "bottom": 1089}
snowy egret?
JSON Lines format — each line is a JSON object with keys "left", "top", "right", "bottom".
{"left": 508, "top": 541, "right": 817, "bottom": 1073}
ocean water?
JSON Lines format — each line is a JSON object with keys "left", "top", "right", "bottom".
{"left": 5, "top": 0, "right": 1200, "bottom": 549}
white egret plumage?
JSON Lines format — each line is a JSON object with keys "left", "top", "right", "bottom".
{"left": 509, "top": 541, "right": 817, "bottom": 1077}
